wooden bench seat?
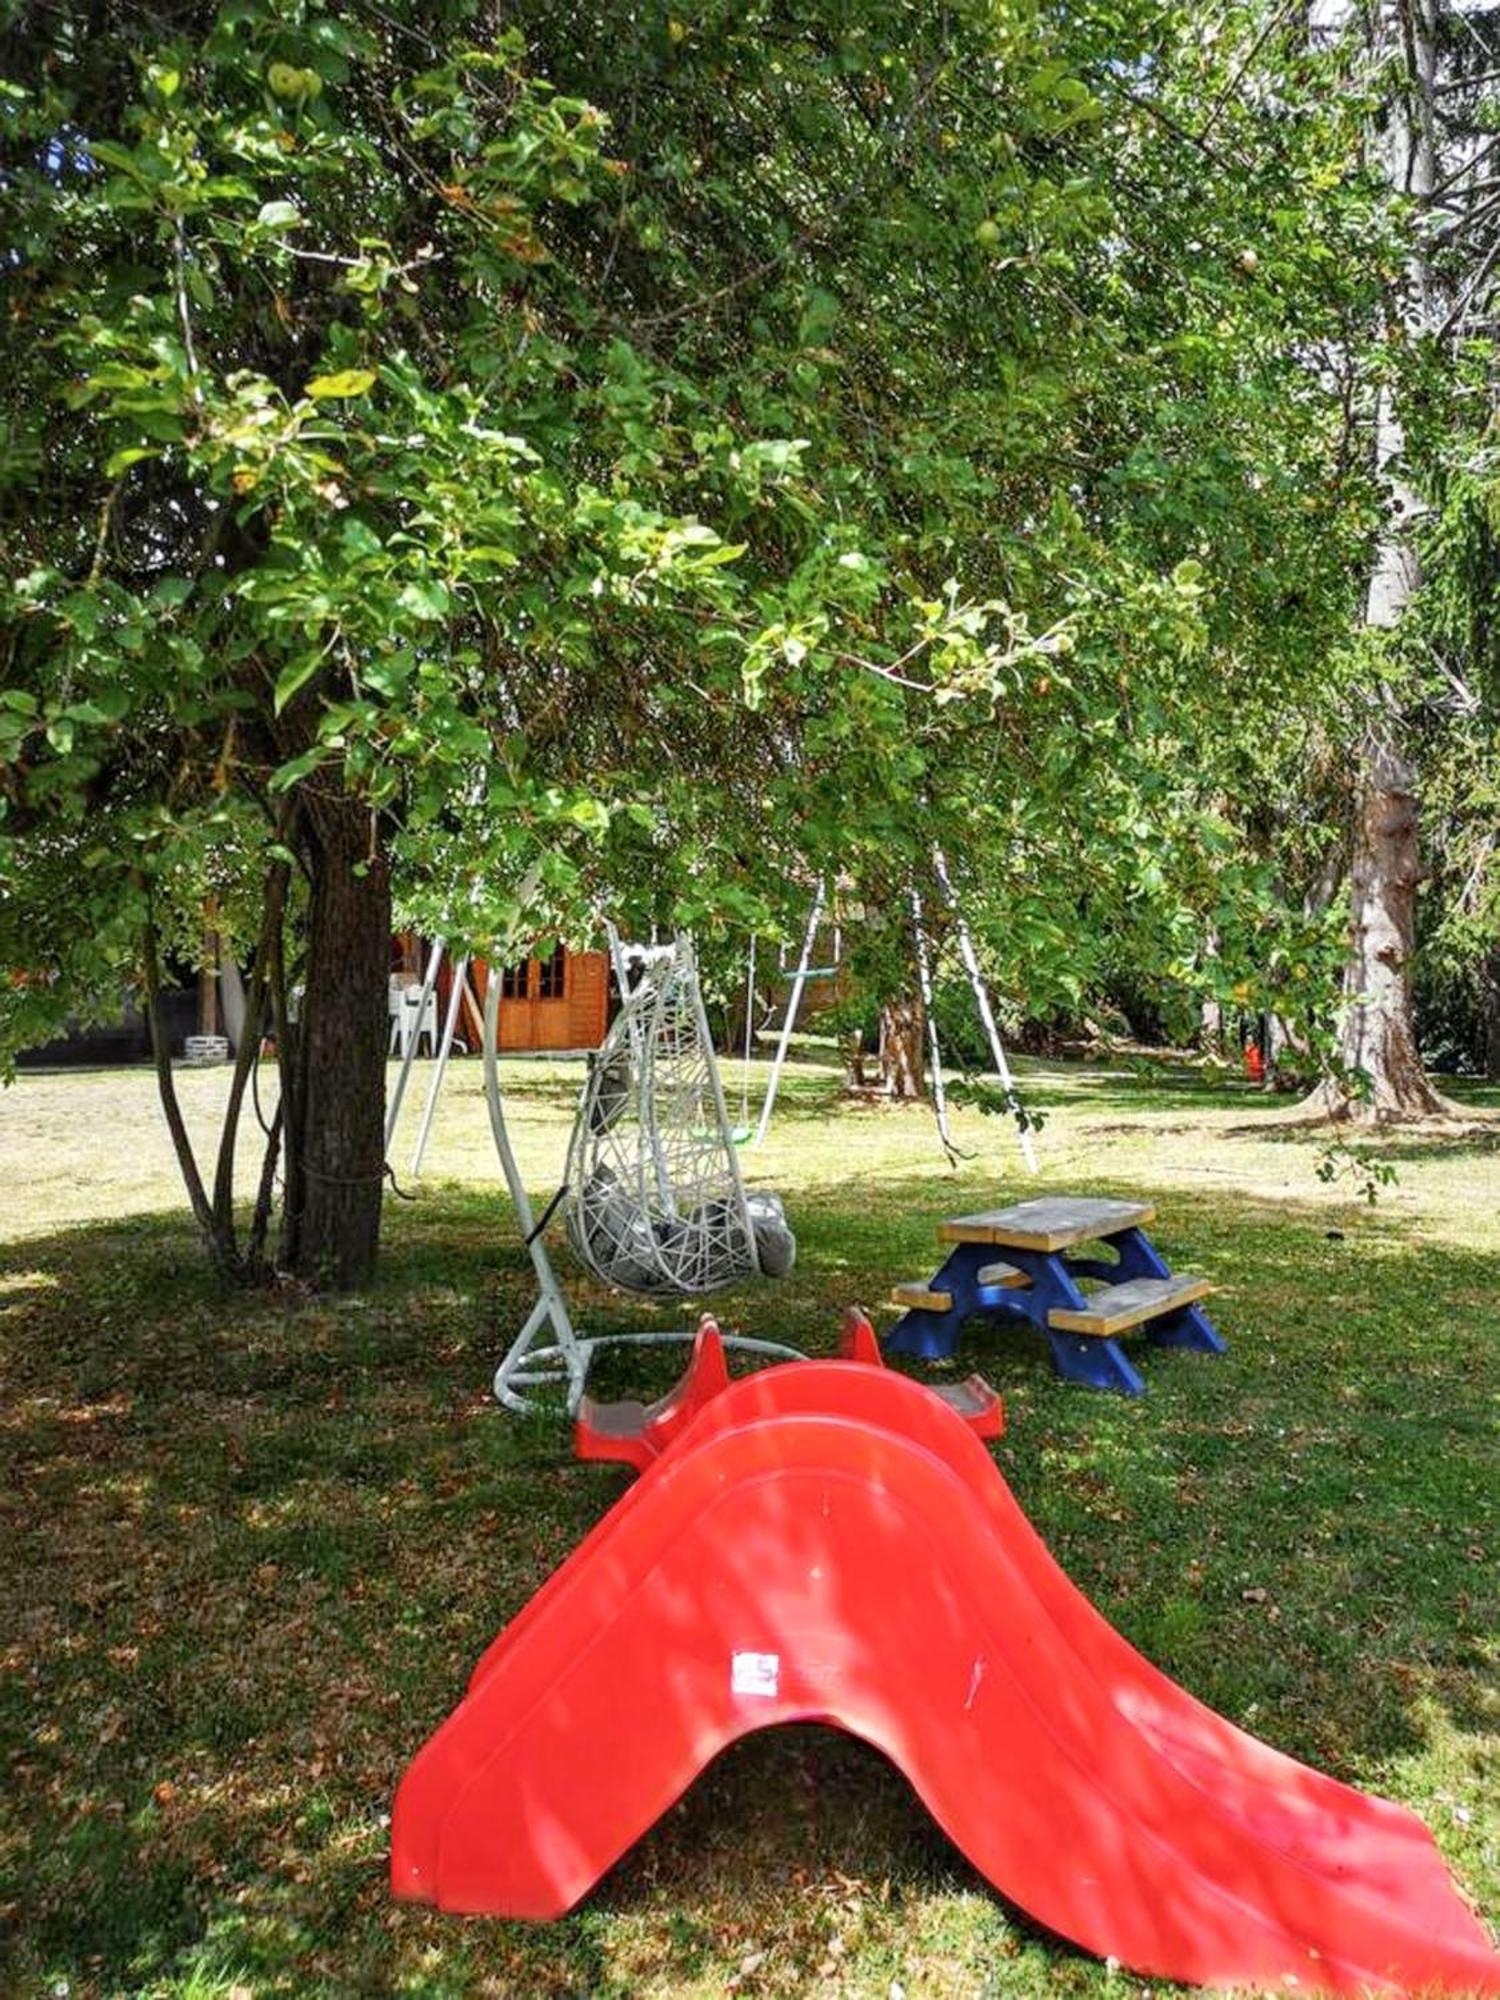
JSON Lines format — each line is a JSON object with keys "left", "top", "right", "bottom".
{"left": 889, "top": 1262, "right": 1027, "bottom": 1314}
{"left": 1047, "top": 1274, "right": 1213, "bottom": 1338}
{"left": 891, "top": 1280, "right": 953, "bottom": 1312}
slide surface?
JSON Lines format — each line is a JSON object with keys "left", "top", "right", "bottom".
{"left": 392, "top": 1361, "right": 1500, "bottom": 1995}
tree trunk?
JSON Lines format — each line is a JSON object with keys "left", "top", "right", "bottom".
{"left": 197, "top": 939, "right": 219, "bottom": 1037}
{"left": 142, "top": 909, "right": 239, "bottom": 1277}
{"left": 1319, "top": 728, "right": 1449, "bottom": 1119}
{"left": 1198, "top": 924, "right": 1223, "bottom": 1054}
{"left": 1308, "top": 0, "right": 1447, "bottom": 1123}
{"left": 879, "top": 992, "right": 927, "bottom": 1100}
{"left": 282, "top": 797, "right": 391, "bottom": 1286}
{"left": 1483, "top": 946, "right": 1500, "bottom": 1081}
{"left": 1264, "top": 1012, "right": 1291, "bottom": 1091}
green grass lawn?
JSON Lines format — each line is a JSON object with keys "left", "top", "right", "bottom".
{"left": 2, "top": 1053, "right": 1497, "bottom": 1998}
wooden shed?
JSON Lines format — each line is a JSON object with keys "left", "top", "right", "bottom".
{"left": 394, "top": 932, "right": 616, "bottom": 1056}
{"left": 486, "top": 945, "right": 609, "bottom": 1053}
{"left": 391, "top": 935, "right": 610, "bottom": 1054}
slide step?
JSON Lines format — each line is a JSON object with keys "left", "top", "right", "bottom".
{"left": 575, "top": 1319, "right": 730, "bottom": 1471}
{"left": 931, "top": 1375, "right": 1005, "bottom": 1440}
{"left": 940, "top": 1196, "right": 1155, "bottom": 1252}
{"left": 1047, "top": 1274, "right": 1212, "bottom": 1338}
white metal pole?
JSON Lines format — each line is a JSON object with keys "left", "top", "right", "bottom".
{"left": 681, "top": 935, "right": 761, "bottom": 1273}
{"left": 910, "top": 887, "right": 958, "bottom": 1161}
{"left": 738, "top": 932, "right": 757, "bottom": 1133}
{"left": 931, "top": 849, "right": 1038, "bottom": 1175}
{"left": 410, "top": 953, "right": 470, "bottom": 1180}
{"left": 604, "top": 919, "right": 632, "bottom": 998}
{"left": 751, "top": 877, "right": 827, "bottom": 1148}
{"left": 384, "top": 937, "right": 443, "bottom": 1153}
{"left": 481, "top": 977, "right": 582, "bottom": 1408}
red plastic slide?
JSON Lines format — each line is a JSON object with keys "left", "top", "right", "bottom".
{"left": 392, "top": 1347, "right": 1500, "bottom": 1994}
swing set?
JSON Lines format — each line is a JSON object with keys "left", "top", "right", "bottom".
{"left": 733, "top": 857, "right": 1037, "bottom": 1175}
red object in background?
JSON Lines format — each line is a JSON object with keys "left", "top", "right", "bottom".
{"left": 392, "top": 1353, "right": 1500, "bottom": 1994}
{"left": 1245, "top": 1042, "right": 1266, "bottom": 1082}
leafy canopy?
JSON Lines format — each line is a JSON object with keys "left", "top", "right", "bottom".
{"left": 2, "top": 0, "right": 1387, "bottom": 1060}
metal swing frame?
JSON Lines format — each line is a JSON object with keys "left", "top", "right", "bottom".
{"left": 745, "top": 877, "right": 829, "bottom": 1149}
{"left": 384, "top": 937, "right": 484, "bottom": 1183}
{"left": 485, "top": 942, "right": 802, "bottom": 1415}
{"left": 738, "top": 863, "right": 1037, "bottom": 1174}
{"left": 912, "top": 848, "right": 1038, "bottom": 1176}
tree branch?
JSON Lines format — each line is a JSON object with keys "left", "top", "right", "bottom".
{"left": 143, "top": 904, "right": 231, "bottom": 1270}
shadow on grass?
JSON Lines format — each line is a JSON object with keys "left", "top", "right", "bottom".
{"left": 0, "top": 1168, "right": 1495, "bottom": 1996}
{"left": 1219, "top": 1113, "right": 1500, "bottom": 1161}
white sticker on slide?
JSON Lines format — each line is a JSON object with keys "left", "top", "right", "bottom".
{"left": 731, "top": 1651, "right": 780, "bottom": 1697}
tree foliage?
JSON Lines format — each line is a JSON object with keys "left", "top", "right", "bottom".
{"left": 0, "top": 0, "right": 1403, "bottom": 1271}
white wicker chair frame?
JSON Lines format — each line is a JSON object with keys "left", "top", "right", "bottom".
{"left": 486, "top": 935, "right": 799, "bottom": 1414}
{"left": 565, "top": 938, "right": 760, "bottom": 1295}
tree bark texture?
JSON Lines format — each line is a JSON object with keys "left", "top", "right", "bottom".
{"left": 879, "top": 993, "right": 927, "bottom": 1101}
{"left": 283, "top": 797, "right": 391, "bottom": 1286}
{"left": 1326, "top": 729, "right": 1448, "bottom": 1118}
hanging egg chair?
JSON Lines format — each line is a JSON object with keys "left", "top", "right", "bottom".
{"left": 487, "top": 931, "right": 798, "bottom": 1414}
{"left": 565, "top": 938, "right": 796, "bottom": 1296}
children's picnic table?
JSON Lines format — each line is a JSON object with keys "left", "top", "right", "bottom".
{"left": 883, "top": 1195, "right": 1224, "bottom": 1396}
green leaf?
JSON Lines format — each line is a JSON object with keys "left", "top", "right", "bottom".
{"left": 257, "top": 200, "right": 303, "bottom": 231}
{"left": 273, "top": 654, "right": 325, "bottom": 713}
{"left": 305, "top": 369, "right": 377, "bottom": 400}
{"left": 564, "top": 796, "right": 610, "bottom": 833}
{"left": 85, "top": 138, "right": 154, "bottom": 187}
{"left": 104, "top": 445, "right": 162, "bottom": 478}
{"left": 269, "top": 745, "right": 328, "bottom": 792}
{"left": 397, "top": 580, "right": 450, "bottom": 621}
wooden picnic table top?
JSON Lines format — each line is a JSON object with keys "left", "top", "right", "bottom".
{"left": 938, "top": 1195, "right": 1156, "bottom": 1253}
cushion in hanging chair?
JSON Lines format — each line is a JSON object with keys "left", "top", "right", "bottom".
{"left": 746, "top": 1191, "right": 797, "bottom": 1277}
{"left": 587, "top": 1047, "right": 632, "bottom": 1134}
{"left": 573, "top": 1166, "right": 663, "bottom": 1292}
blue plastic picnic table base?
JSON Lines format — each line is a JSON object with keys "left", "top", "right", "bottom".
{"left": 883, "top": 1226, "right": 1226, "bottom": 1396}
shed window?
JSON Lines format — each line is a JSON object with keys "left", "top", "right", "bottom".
{"left": 536, "top": 945, "right": 567, "bottom": 1000}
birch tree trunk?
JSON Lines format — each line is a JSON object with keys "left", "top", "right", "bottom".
{"left": 1318, "top": 0, "right": 1453, "bottom": 1119}
{"left": 1483, "top": 946, "right": 1500, "bottom": 1080}
{"left": 1327, "top": 726, "right": 1450, "bottom": 1115}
